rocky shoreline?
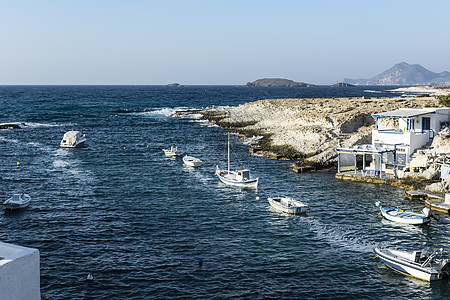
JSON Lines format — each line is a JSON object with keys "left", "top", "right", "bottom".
{"left": 196, "top": 95, "right": 441, "bottom": 171}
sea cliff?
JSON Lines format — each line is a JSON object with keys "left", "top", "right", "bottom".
{"left": 199, "top": 95, "right": 441, "bottom": 169}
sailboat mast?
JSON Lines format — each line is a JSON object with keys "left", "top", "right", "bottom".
{"left": 227, "top": 134, "right": 230, "bottom": 174}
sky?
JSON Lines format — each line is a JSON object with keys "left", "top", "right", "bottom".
{"left": 1, "top": 0, "right": 450, "bottom": 85}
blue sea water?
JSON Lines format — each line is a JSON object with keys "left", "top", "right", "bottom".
{"left": 1, "top": 85, "right": 450, "bottom": 299}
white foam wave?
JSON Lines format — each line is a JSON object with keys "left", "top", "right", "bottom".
{"left": 0, "top": 137, "right": 19, "bottom": 143}
{"left": 25, "top": 122, "right": 66, "bottom": 128}
{"left": 53, "top": 159, "right": 72, "bottom": 168}
{"left": 364, "top": 90, "right": 384, "bottom": 93}
{"left": 242, "top": 136, "right": 264, "bottom": 145}
{"left": 305, "top": 218, "right": 376, "bottom": 253}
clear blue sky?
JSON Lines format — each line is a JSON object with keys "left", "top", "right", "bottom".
{"left": 1, "top": 0, "right": 450, "bottom": 85}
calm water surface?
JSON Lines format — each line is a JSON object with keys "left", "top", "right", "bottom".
{"left": 1, "top": 86, "right": 450, "bottom": 299}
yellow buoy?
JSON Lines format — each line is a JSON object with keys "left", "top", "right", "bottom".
{"left": 147, "top": 145, "right": 149, "bottom": 148}
{"left": 17, "top": 161, "right": 20, "bottom": 167}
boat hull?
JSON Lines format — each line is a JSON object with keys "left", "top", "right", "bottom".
{"left": 374, "top": 247, "right": 442, "bottom": 281}
{"left": 380, "top": 207, "right": 430, "bottom": 225}
{"left": 216, "top": 171, "right": 258, "bottom": 188}
{"left": 3, "top": 194, "right": 31, "bottom": 210}
{"left": 183, "top": 156, "right": 202, "bottom": 167}
{"left": 268, "top": 197, "right": 308, "bottom": 214}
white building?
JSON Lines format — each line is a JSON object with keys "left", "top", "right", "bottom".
{"left": 372, "top": 108, "right": 450, "bottom": 166}
{"left": 336, "top": 108, "right": 450, "bottom": 177}
{"left": 0, "top": 242, "right": 40, "bottom": 300}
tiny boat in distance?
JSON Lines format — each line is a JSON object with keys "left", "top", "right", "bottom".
{"left": 375, "top": 201, "right": 433, "bottom": 225}
{"left": 183, "top": 155, "right": 202, "bottom": 167}
{"left": 3, "top": 193, "right": 31, "bottom": 210}
{"left": 268, "top": 196, "right": 308, "bottom": 214}
{"left": 374, "top": 246, "right": 450, "bottom": 281}
{"left": 162, "top": 144, "right": 183, "bottom": 156}
{"left": 60, "top": 131, "right": 86, "bottom": 148}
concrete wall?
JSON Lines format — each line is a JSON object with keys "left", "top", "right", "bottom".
{"left": 0, "top": 242, "right": 40, "bottom": 300}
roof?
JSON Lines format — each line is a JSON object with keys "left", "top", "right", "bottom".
{"left": 337, "top": 144, "right": 395, "bottom": 154}
{"left": 373, "top": 108, "right": 437, "bottom": 118}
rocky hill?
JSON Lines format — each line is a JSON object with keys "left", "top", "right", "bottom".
{"left": 344, "top": 62, "right": 450, "bottom": 86}
{"left": 246, "top": 78, "right": 314, "bottom": 87}
{"left": 199, "top": 95, "right": 441, "bottom": 168}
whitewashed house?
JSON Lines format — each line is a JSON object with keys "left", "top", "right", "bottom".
{"left": 0, "top": 242, "right": 40, "bottom": 300}
{"left": 372, "top": 108, "right": 450, "bottom": 166}
{"left": 337, "top": 108, "right": 450, "bottom": 177}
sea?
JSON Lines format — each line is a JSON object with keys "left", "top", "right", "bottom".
{"left": 1, "top": 85, "right": 450, "bottom": 299}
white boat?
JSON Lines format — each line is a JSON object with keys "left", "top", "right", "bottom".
{"left": 268, "top": 196, "right": 308, "bottom": 214}
{"left": 60, "top": 131, "right": 86, "bottom": 148}
{"left": 215, "top": 134, "right": 259, "bottom": 188}
{"left": 3, "top": 193, "right": 31, "bottom": 210}
{"left": 375, "top": 201, "right": 433, "bottom": 225}
{"left": 374, "top": 246, "right": 450, "bottom": 281}
{"left": 183, "top": 155, "right": 202, "bottom": 167}
{"left": 162, "top": 144, "right": 183, "bottom": 156}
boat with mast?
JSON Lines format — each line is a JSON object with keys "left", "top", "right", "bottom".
{"left": 215, "top": 134, "right": 259, "bottom": 188}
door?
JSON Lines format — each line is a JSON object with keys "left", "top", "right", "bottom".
{"left": 422, "top": 117, "right": 430, "bottom": 131}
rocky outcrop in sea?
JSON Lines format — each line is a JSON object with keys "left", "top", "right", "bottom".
{"left": 246, "top": 78, "right": 314, "bottom": 87}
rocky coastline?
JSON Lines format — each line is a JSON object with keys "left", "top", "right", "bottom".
{"left": 196, "top": 95, "right": 442, "bottom": 171}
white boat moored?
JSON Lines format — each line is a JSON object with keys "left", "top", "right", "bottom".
{"left": 268, "top": 196, "right": 308, "bottom": 214}
{"left": 183, "top": 155, "right": 202, "bottom": 167}
{"left": 375, "top": 201, "right": 433, "bottom": 225}
{"left": 162, "top": 144, "right": 183, "bottom": 156}
{"left": 60, "top": 131, "right": 86, "bottom": 148}
{"left": 374, "top": 246, "right": 450, "bottom": 281}
{"left": 215, "top": 134, "right": 259, "bottom": 188}
{"left": 3, "top": 193, "right": 31, "bottom": 210}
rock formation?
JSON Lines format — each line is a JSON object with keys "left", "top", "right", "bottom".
{"left": 199, "top": 95, "right": 441, "bottom": 168}
{"left": 246, "top": 78, "right": 314, "bottom": 87}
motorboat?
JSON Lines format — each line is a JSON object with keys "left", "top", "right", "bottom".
{"left": 268, "top": 196, "right": 308, "bottom": 214}
{"left": 60, "top": 131, "right": 86, "bottom": 148}
{"left": 162, "top": 144, "right": 183, "bottom": 156}
{"left": 374, "top": 246, "right": 450, "bottom": 281}
{"left": 375, "top": 201, "right": 434, "bottom": 225}
{"left": 183, "top": 155, "right": 202, "bottom": 167}
{"left": 3, "top": 193, "right": 31, "bottom": 210}
{"left": 215, "top": 134, "right": 258, "bottom": 188}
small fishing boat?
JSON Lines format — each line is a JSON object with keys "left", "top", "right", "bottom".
{"left": 162, "top": 144, "right": 183, "bottom": 156}
{"left": 215, "top": 134, "right": 258, "bottom": 188}
{"left": 3, "top": 193, "right": 31, "bottom": 210}
{"left": 183, "top": 155, "right": 202, "bottom": 167}
{"left": 374, "top": 246, "right": 450, "bottom": 281}
{"left": 268, "top": 196, "right": 308, "bottom": 214}
{"left": 375, "top": 201, "right": 433, "bottom": 225}
{"left": 425, "top": 193, "right": 450, "bottom": 214}
{"left": 60, "top": 131, "right": 86, "bottom": 148}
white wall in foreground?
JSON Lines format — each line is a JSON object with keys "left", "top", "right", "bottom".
{"left": 0, "top": 241, "right": 40, "bottom": 300}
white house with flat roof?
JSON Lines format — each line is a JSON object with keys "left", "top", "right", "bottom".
{"left": 0, "top": 241, "right": 40, "bottom": 300}
{"left": 372, "top": 108, "right": 450, "bottom": 166}
{"left": 336, "top": 107, "right": 450, "bottom": 178}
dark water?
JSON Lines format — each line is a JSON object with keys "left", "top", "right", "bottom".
{"left": 1, "top": 86, "right": 450, "bottom": 299}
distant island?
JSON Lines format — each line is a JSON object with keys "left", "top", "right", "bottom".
{"left": 246, "top": 78, "right": 314, "bottom": 87}
{"left": 166, "top": 83, "right": 181, "bottom": 87}
{"left": 343, "top": 62, "right": 450, "bottom": 86}
{"left": 332, "top": 82, "right": 355, "bottom": 87}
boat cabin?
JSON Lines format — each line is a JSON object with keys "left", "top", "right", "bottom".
{"left": 236, "top": 169, "right": 251, "bottom": 181}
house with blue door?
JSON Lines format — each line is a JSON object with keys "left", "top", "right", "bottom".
{"left": 372, "top": 108, "right": 450, "bottom": 167}
{"left": 336, "top": 108, "right": 450, "bottom": 178}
